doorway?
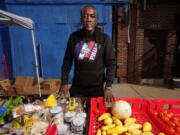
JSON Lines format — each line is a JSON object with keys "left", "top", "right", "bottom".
{"left": 174, "top": 29, "right": 180, "bottom": 77}
{"left": 142, "top": 30, "right": 166, "bottom": 78}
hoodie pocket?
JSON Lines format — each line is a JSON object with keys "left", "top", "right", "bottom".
{"left": 73, "top": 71, "right": 102, "bottom": 87}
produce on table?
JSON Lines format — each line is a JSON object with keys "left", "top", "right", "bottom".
{"left": 128, "top": 129, "right": 142, "bottom": 135}
{"left": 97, "top": 128, "right": 102, "bottom": 135}
{"left": 0, "top": 96, "right": 24, "bottom": 124}
{"left": 31, "top": 120, "right": 49, "bottom": 135}
{"left": 155, "top": 110, "right": 180, "bottom": 134}
{"left": 111, "top": 100, "right": 132, "bottom": 120}
{"left": 45, "top": 94, "right": 56, "bottom": 107}
{"left": 102, "top": 124, "right": 116, "bottom": 131}
{"left": 104, "top": 117, "right": 113, "bottom": 125}
{"left": 141, "top": 132, "right": 153, "bottom": 135}
{"left": 96, "top": 112, "right": 154, "bottom": 135}
{"left": 143, "top": 122, "right": 152, "bottom": 132}
{"left": 98, "top": 113, "right": 111, "bottom": 121}
{"left": 102, "top": 130, "right": 107, "bottom": 135}
{"left": 0, "top": 96, "right": 87, "bottom": 135}
{"left": 95, "top": 99, "right": 168, "bottom": 135}
{"left": 94, "top": 108, "right": 100, "bottom": 114}
{"left": 112, "top": 116, "right": 123, "bottom": 126}
{"left": 12, "top": 103, "right": 45, "bottom": 118}
{"left": 158, "top": 132, "right": 165, "bottom": 135}
{"left": 107, "top": 125, "right": 128, "bottom": 134}
{"left": 124, "top": 118, "right": 136, "bottom": 125}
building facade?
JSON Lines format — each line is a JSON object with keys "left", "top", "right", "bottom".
{"left": 116, "top": 0, "right": 180, "bottom": 85}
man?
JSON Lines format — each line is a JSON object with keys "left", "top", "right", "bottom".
{"left": 59, "top": 5, "right": 116, "bottom": 102}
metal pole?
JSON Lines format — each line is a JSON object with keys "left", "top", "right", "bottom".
{"left": 31, "top": 29, "right": 41, "bottom": 97}
{"left": 128, "top": 4, "right": 131, "bottom": 44}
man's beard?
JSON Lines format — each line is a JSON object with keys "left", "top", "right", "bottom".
{"left": 84, "top": 23, "right": 95, "bottom": 31}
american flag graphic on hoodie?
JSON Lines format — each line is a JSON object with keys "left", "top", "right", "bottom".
{"left": 75, "top": 41, "right": 97, "bottom": 61}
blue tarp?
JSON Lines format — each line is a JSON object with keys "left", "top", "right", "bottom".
{"left": 0, "top": 0, "right": 129, "bottom": 81}
{"left": 5, "top": 0, "right": 129, "bottom": 4}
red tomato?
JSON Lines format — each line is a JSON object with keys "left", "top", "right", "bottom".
{"left": 158, "top": 112, "right": 164, "bottom": 119}
{"left": 94, "top": 108, "right": 100, "bottom": 115}
{"left": 168, "top": 112, "right": 174, "bottom": 118}
{"left": 166, "top": 113, "right": 173, "bottom": 119}
{"left": 172, "top": 119, "right": 180, "bottom": 127}
{"left": 177, "top": 123, "right": 180, "bottom": 127}
{"left": 175, "top": 126, "right": 180, "bottom": 133}
{"left": 162, "top": 116, "right": 170, "bottom": 123}
{"left": 169, "top": 127, "right": 175, "bottom": 133}
{"left": 162, "top": 110, "right": 168, "bottom": 114}
{"left": 154, "top": 111, "right": 158, "bottom": 116}
{"left": 168, "top": 121, "right": 176, "bottom": 128}
{"left": 174, "top": 133, "right": 180, "bottom": 135}
{"left": 172, "top": 117, "right": 180, "bottom": 122}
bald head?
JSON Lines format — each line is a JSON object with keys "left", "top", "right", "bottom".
{"left": 81, "top": 6, "right": 98, "bottom": 18}
{"left": 80, "top": 6, "right": 98, "bottom": 34}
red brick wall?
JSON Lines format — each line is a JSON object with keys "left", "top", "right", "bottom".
{"left": 142, "top": 5, "right": 180, "bottom": 30}
{"left": 133, "top": 6, "right": 144, "bottom": 83}
{"left": 116, "top": 8, "right": 128, "bottom": 82}
{"left": 117, "top": 3, "right": 179, "bottom": 84}
{"left": 141, "top": 5, "right": 179, "bottom": 83}
{"left": 127, "top": 4, "right": 137, "bottom": 83}
{"left": 134, "top": 28, "right": 144, "bottom": 83}
{"left": 164, "top": 30, "right": 177, "bottom": 83}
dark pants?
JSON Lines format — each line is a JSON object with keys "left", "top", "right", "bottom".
{"left": 69, "top": 84, "right": 104, "bottom": 97}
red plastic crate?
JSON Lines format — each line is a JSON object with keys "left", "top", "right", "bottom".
{"left": 149, "top": 99, "right": 180, "bottom": 135}
{"left": 88, "top": 97, "right": 164, "bottom": 135}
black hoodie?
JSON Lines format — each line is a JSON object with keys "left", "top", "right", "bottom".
{"left": 61, "top": 27, "right": 116, "bottom": 89}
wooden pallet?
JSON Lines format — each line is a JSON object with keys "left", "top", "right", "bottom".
{"left": 1, "top": 76, "right": 61, "bottom": 96}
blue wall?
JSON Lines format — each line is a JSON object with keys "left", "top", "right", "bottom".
{"left": 0, "top": 0, "right": 128, "bottom": 81}
{"left": 0, "top": 0, "right": 13, "bottom": 79}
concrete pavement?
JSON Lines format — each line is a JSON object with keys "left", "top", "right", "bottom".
{"left": 112, "top": 83, "right": 180, "bottom": 99}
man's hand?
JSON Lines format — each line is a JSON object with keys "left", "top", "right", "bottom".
{"left": 104, "top": 88, "right": 115, "bottom": 103}
{"left": 58, "top": 84, "right": 70, "bottom": 98}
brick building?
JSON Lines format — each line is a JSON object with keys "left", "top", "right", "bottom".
{"left": 116, "top": 0, "right": 180, "bottom": 85}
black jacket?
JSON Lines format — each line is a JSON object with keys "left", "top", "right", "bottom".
{"left": 61, "top": 27, "right": 116, "bottom": 88}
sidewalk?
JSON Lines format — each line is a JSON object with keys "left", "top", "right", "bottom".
{"left": 112, "top": 83, "right": 180, "bottom": 99}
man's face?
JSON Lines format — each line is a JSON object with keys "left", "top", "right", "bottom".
{"left": 81, "top": 7, "right": 98, "bottom": 33}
